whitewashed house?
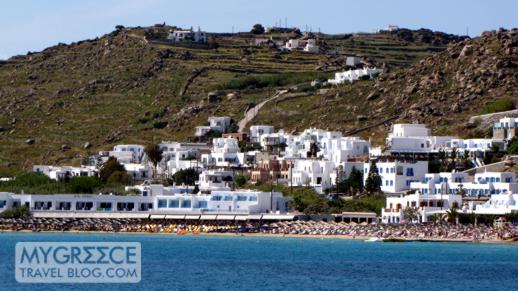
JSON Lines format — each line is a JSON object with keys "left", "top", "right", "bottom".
{"left": 168, "top": 27, "right": 207, "bottom": 43}
{"left": 195, "top": 116, "right": 232, "bottom": 137}
{"left": 108, "top": 145, "right": 145, "bottom": 164}
{"left": 250, "top": 125, "right": 274, "bottom": 143}
{"left": 363, "top": 160, "right": 428, "bottom": 194}
{"left": 33, "top": 165, "right": 98, "bottom": 181}
{"left": 410, "top": 172, "right": 518, "bottom": 197}
{"left": 346, "top": 56, "right": 361, "bottom": 67}
{"left": 493, "top": 117, "right": 518, "bottom": 140}
{"left": 124, "top": 164, "right": 153, "bottom": 181}
{"left": 303, "top": 39, "right": 319, "bottom": 53}
{"left": 289, "top": 159, "right": 336, "bottom": 193}
{"left": 198, "top": 170, "right": 234, "bottom": 192}
{"left": 475, "top": 193, "right": 518, "bottom": 215}
{"left": 381, "top": 191, "right": 462, "bottom": 224}
{"left": 201, "top": 138, "right": 249, "bottom": 167}
{"left": 327, "top": 67, "right": 382, "bottom": 84}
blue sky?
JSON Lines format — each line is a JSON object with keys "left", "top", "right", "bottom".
{"left": 0, "top": 0, "right": 516, "bottom": 59}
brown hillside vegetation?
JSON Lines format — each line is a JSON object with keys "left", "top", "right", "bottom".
{"left": 0, "top": 25, "right": 490, "bottom": 174}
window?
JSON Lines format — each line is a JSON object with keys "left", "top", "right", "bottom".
{"left": 223, "top": 196, "right": 232, "bottom": 201}
{"left": 158, "top": 200, "right": 167, "bottom": 208}
{"left": 181, "top": 200, "right": 191, "bottom": 208}
{"left": 211, "top": 196, "right": 222, "bottom": 201}
{"left": 198, "top": 201, "right": 208, "bottom": 208}
{"left": 379, "top": 168, "right": 383, "bottom": 174}
{"left": 169, "top": 200, "right": 179, "bottom": 208}
{"left": 248, "top": 196, "right": 257, "bottom": 201}
{"left": 406, "top": 168, "right": 414, "bottom": 177}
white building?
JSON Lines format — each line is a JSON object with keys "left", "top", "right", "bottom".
{"left": 107, "top": 145, "right": 145, "bottom": 164}
{"left": 327, "top": 67, "right": 382, "bottom": 84}
{"left": 250, "top": 125, "right": 274, "bottom": 143}
{"left": 0, "top": 189, "right": 290, "bottom": 217}
{"left": 346, "top": 56, "right": 361, "bottom": 67}
{"left": 33, "top": 165, "right": 98, "bottom": 181}
{"left": 303, "top": 39, "right": 319, "bottom": 53}
{"left": 168, "top": 27, "right": 207, "bottom": 43}
{"left": 198, "top": 170, "right": 234, "bottom": 192}
{"left": 289, "top": 159, "right": 336, "bottom": 193}
{"left": 475, "top": 193, "right": 518, "bottom": 215}
{"left": 493, "top": 117, "right": 518, "bottom": 140}
{"left": 381, "top": 191, "right": 462, "bottom": 223}
{"left": 363, "top": 160, "right": 428, "bottom": 194}
{"left": 195, "top": 116, "right": 232, "bottom": 136}
{"left": 201, "top": 138, "right": 250, "bottom": 167}
{"left": 387, "top": 124, "right": 504, "bottom": 155}
{"left": 124, "top": 164, "right": 153, "bottom": 181}
{"left": 411, "top": 172, "right": 518, "bottom": 197}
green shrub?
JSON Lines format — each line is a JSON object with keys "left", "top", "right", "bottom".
{"left": 1, "top": 205, "right": 31, "bottom": 218}
{"left": 218, "top": 72, "right": 330, "bottom": 90}
{"left": 480, "top": 99, "right": 515, "bottom": 114}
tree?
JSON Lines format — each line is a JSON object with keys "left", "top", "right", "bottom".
{"left": 100, "top": 157, "right": 126, "bottom": 183}
{"left": 68, "top": 176, "right": 102, "bottom": 193}
{"left": 107, "top": 171, "right": 131, "bottom": 185}
{"left": 450, "top": 147, "right": 458, "bottom": 170}
{"left": 402, "top": 207, "right": 419, "bottom": 223}
{"left": 145, "top": 143, "right": 163, "bottom": 179}
{"left": 348, "top": 166, "right": 364, "bottom": 195}
{"left": 234, "top": 175, "right": 247, "bottom": 188}
{"left": 443, "top": 208, "right": 459, "bottom": 224}
{"left": 365, "top": 160, "right": 382, "bottom": 194}
{"left": 438, "top": 149, "right": 448, "bottom": 172}
{"left": 250, "top": 24, "right": 265, "bottom": 34}
{"left": 0, "top": 205, "right": 31, "bottom": 219}
{"left": 507, "top": 137, "right": 518, "bottom": 155}
{"left": 171, "top": 168, "right": 199, "bottom": 186}
{"left": 460, "top": 150, "right": 473, "bottom": 170}
{"left": 307, "top": 142, "right": 319, "bottom": 158}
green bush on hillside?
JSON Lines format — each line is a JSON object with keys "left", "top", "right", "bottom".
{"left": 480, "top": 99, "right": 515, "bottom": 114}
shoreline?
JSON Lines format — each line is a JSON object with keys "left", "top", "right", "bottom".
{"left": 1, "top": 229, "right": 517, "bottom": 244}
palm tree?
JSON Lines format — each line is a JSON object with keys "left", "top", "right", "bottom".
{"left": 430, "top": 214, "right": 440, "bottom": 224}
{"left": 443, "top": 208, "right": 459, "bottom": 225}
{"left": 145, "top": 143, "right": 163, "bottom": 179}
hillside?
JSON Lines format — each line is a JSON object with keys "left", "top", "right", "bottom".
{"left": 0, "top": 26, "right": 476, "bottom": 173}
{"left": 254, "top": 28, "right": 518, "bottom": 143}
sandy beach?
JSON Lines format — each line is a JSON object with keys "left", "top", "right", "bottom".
{"left": 1, "top": 217, "right": 518, "bottom": 244}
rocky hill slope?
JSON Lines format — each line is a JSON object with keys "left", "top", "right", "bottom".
{"left": 254, "top": 28, "right": 517, "bottom": 141}
{"left": 0, "top": 26, "right": 482, "bottom": 173}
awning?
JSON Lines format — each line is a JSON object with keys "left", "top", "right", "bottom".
{"left": 261, "top": 214, "right": 295, "bottom": 220}
{"left": 234, "top": 215, "right": 248, "bottom": 221}
{"left": 216, "top": 215, "right": 236, "bottom": 221}
{"left": 246, "top": 214, "right": 263, "bottom": 220}
{"left": 150, "top": 214, "right": 166, "bottom": 219}
{"left": 200, "top": 214, "right": 217, "bottom": 220}
{"left": 165, "top": 214, "right": 185, "bottom": 219}
{"left": 185, "top": 214, "right": 200, "bottom": 220}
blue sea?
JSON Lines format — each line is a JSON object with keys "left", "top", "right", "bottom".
{"left": 1, "top": 232, "right": 517, "bottom": 290}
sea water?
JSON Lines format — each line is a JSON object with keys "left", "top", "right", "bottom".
{"left": 0, "top": 232, "right": 517, "bottom": 290}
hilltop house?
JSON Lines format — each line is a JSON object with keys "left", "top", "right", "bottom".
{"left": 168, "top": 27, "right": 207, "bottom": 43}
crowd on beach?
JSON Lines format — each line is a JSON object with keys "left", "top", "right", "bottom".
{"left": 1, "top": 217, "right": 518, "bottom": 242}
